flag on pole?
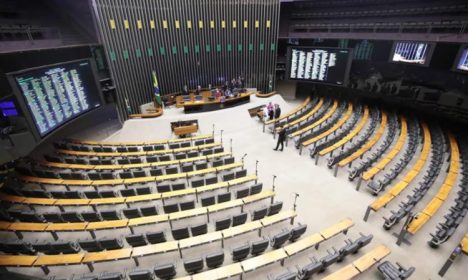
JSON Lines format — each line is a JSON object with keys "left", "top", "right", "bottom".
{"left": 152, "top": 70, "right": 163, "bottom": 108}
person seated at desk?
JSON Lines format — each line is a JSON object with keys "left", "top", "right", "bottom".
{"left": 224, "top": 88, "right": 233, "bottom": 98}
{"left": 195, "top": 85, "right": 202, "bottom": 95}
{"left": 214, "top": 89, "right": 222, "bottom": 100}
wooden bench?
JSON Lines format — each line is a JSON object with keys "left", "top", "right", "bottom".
{"left": 360, "top": 116, "right": 407, "bottom": 182}
{"left": 302, "top": 102, "right": 354, "bottom": 148}
{"left": 319, "top": 106, "right": 370, "bottom": 156}
{"left": 264, "top": 96, "right": 311, "bottom": 125}
{"left": 0, "top": 209, "right": 295, "bottom": 275}
{"left": 67, "top": 134, "right": 213, "bottom": 147}
{"left": 406, "top": 133, "right": 459, "bottom": 235}
{"left": 364, "top": 122, "right": 431, "bottom": 221}
{"left": 322, "top": 244, "right": 391, "bottom": 280}
{"left": 56, "top": 142, "right": 221, "bottom": 157}
{"left": 290, "top": 100, "right": 337, "bottom": 138}
{"left": 19, "top": 162, "right": 243, "bottom": 186}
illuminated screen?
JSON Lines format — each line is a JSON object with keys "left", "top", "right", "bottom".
{"left": 455, "top": 46, "right": 468, "bottom": 72}
{"left": 12, "top": 60, "right": 101, "bottom": 137}
{"left": 287, "top": 47, "right": 352, "bottom": 85}
{"left": 391, "top": 42, "right": 432, "bottom": 65}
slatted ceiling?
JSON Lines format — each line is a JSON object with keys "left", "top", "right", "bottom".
{"left": 93, "top": 0, "right": 279, "bottom": 119}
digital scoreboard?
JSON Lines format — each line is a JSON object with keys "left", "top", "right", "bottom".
{"left": 287, "top": 47, "right": 352, "bottom": 85}
{"left": 11, "top": 60, "right": 102, "bottom": 137}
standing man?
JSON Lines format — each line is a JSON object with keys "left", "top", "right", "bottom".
{"left": 274, "top": 127, "right": 286, "bottom": 151}
{"left": 274, "top": 104, "right": 281, "bottom": 119}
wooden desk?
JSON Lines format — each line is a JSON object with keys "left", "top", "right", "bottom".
{"left": 34, "top": 254, "right": 84, "bottom": 265}
{"left": 86, "top": 219, "right": 128, "bottom": 230}
{"left": 284, "top": 233, "right": 324, "bottom": 256}
{"left": 183, "top": 93, "right": 252, "bottom": 113}
{"left": 83, "top": 248, "right": 132, "bottom": 263}
{"left": 46, "top": 222, "right": 88, "bottom": 231}
{"left": 222, "top": 221, "right": 262, "bottom": 239}
{"left": 353, "top": 244, "right": 391, "bottom": 272}
{"left": 127, "top": 214, "right": 169, "bottom": 226}
{"left": 8, "top": 222, "right": 48, "bottom": 231}
{"left": 320, "top": 218, "right": 353, "bottom": 239}
{"left": 132, "top": 241, "right": 179, "bottom": 257}
{"left": 0, "top": 255, "right": 38, "bottom": 266}
{"left": 242, "top": 191, "right": 274, "bottom": 204}
{"left": 174, "top": 124, "right": 198, "bottom": 137}
{"left": 321, "top": 264, "right": 360, "bottom": 280}
{"left": 191, "top": 263, "right": 243, "bottom": 280}
{"left": 179, "top": 231, "right": 222, "bottom": 249}
{"left": 241, "top": 249, "right": 288, "bottom": 272}
{"left": 260, "top": 210, "right": 296, "bottom": 227}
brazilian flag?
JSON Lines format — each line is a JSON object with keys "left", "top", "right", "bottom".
{"left": 152, "top": 71, "right": 163, "bottom": 108}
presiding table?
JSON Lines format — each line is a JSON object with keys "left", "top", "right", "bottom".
{"left": 182, "top": 92, "right": 252, "bottom": 113}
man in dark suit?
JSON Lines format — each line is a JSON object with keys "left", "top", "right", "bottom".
{"left": 274, "top": 127, "right": 286, "bottom": 151}
{"left": 274, "top": 104, "right": 281, "bottom": 119}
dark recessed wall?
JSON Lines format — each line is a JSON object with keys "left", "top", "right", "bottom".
{"left": 93, "top": 0, "right": 280, "bottom": 119}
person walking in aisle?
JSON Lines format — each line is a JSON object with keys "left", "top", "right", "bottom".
{"left": 274, "top": 127, "right": 286, "bottom": 151}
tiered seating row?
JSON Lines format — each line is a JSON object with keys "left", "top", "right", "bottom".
{"left": 365, "top": 119, "right": 421, "bottom": 195}
{"left": 406, "top": 133, "right": 460, "bottom": 235}
{"left": 291, "top": 100, "right": 338, "bottom": 139}
{"left": 0, "top": 191, "right": 274, "bottom": 235}
{"left": 348, "top": 113, "right": 398, "bottom": 181}
{"left": 360, "top": 116, "right": 408, "bottom": 182}
{"left": 429, "top": 138, "right": 468, "bottom": 247}
{"left": 278, "top": 98, "right": 325, "bottom": 131}
{"left": 365, "top": 123, "right": 431, "bottom": 220}
{"left": 174, "top": 218, "right": 354, "bottom": 280}
{"left": 65, "top": 134, "right": 213, "bottom": 147}
{"left": 336, "top": 110, "right": 386, "bottom": 167}
{"left": 381, "top": 125, "right": 445, "bottom": 230}
{"left": 0, "top": 176, "right": 257, "bottom": 207}
{"left": 39, "top": 152, "right": 231, "bottom": 171}
{"left": 319, "top": 105, "right": 370, "bottom": 156}
{"left": 303, "top": 102, "right": 354, "bottom": 148}
{"left": 0, "top": 210, "right": 296, "bottom": 273}
{"left": 18, "top": 162, "right": 242, "bottom": 186}
{"left": 55, "top": 142, "right": 221, "bottom": 158}
{"left": 322, "top": 244, "right": 391, "bottom": 280}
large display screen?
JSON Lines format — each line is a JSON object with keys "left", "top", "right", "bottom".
{"left": 11, "top": 60, "right": 101, "bottom": 137}
{"left": 390, "top": 41, "right": 433, "bottom": 66}
{"left": 453, "top": 45, "right": 468, "bottom": 72}
{"left": 287, "top": 47, "right": 352, "bottom": 85}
